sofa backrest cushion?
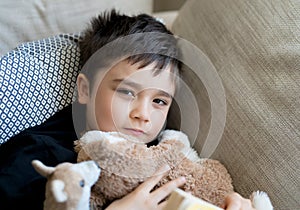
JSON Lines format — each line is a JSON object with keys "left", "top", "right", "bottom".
{"left": 0, "top": 0, "right": 153, "bottom": 56}
{"left": 172, "top": 0, "right": 300, "bottom": 209}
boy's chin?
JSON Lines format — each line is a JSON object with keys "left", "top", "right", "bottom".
{"left": 115, "top": 131, "right": 155, "bottom": 145}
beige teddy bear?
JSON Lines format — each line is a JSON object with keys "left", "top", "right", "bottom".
{"left": 74, "top": 129, "right": 235, "bottom": 209}
{"left": 32, "top": 160, "right": 101, "bottom": 210}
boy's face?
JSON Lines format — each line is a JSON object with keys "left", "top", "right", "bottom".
{"left": 77, "top": 60, "right": 176, "bottom": 143}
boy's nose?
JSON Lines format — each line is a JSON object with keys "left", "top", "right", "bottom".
{"left": 129, "top": 101, "right": 150, "bottom": 122}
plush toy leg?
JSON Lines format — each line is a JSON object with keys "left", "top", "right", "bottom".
{"left": 251, "top": 191, "right": 273, "bottom": 210}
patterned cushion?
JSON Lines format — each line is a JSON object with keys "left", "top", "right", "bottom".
{"left": 0, "top": 34, "right": 81, "bottom": 144}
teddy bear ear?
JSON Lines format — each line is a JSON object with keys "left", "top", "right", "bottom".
{"left": 31, "top": 160, "right": 55, "bottom": 177}
{"left": 51, "top": 180, "right": 68, "bottom": 203}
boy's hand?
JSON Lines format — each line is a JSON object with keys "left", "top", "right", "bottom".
{"left": 223, "top": 192, "right": 255, "bottom": 210}
{"left": 105, "top": 165, "right": 186, "bottom": 210}
{"left": 105, "top": 166, "right": 254, "bottom": 210}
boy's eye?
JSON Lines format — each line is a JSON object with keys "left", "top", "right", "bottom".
{"left": 117, "top": 88, "right": 135, "bottom": 97}
{"left": 153, "top": 98, "right": 168, "bottom": 106}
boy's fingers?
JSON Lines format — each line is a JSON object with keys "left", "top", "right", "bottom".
{"left": 138, "top": 165, "right": 170, "bottom": 192}
{"left": 225, "top": 192, "right": 254, "bottom": 210}
{"left": 224, "top": 193, "right": 241, "bottom": 210}
{"left": 151, "top": 176, "right": 186, "bottom": 205}
{"left": 157, "top": 200, "right": 168, "bottom": 210}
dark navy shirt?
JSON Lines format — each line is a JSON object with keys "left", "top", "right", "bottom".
{"left": 0, "top": 103, "right": 160, "bottom": 210}
{"left": 0, "top": 105, "right": 77, "bottom": 210}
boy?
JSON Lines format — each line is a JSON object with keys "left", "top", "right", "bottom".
{"left": 0, "top": 10, "right": 255, "bottom": 210}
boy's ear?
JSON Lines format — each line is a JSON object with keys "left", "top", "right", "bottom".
{"left": 77, "top": 73, "right": 90, "bottom": 104}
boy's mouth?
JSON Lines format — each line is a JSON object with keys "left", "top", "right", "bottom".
{"left": 124, "top": 128, "right": 145, "bottom": 136}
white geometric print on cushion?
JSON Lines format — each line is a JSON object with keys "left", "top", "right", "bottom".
{"left": 0, "top": 34, "right": 81, "bottom": 144}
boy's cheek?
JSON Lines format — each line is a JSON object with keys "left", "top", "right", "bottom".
{"left": 111, "top": 98, "right": 132, "bottom": 113}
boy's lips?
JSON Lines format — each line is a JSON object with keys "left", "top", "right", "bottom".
{"left": 124, "top": 128, "right": 145, "bottom": 136}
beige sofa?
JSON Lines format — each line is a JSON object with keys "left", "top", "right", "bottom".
{"left": 0, "top": 0, "right": 299, "bottom": 209}
{"left": 171, "top": 1, "right": 299, "bottom": 209}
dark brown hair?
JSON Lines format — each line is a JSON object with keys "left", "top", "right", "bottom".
{"left": 79, "top": 9, "right": 181, "bottom": 84}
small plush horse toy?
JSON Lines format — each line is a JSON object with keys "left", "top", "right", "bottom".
{"left": 32, "top": 160, "right": 101, "bottom": 210}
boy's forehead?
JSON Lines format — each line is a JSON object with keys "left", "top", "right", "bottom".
{"left": 111, "top": 61, "right": 175, "bottom": 92}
